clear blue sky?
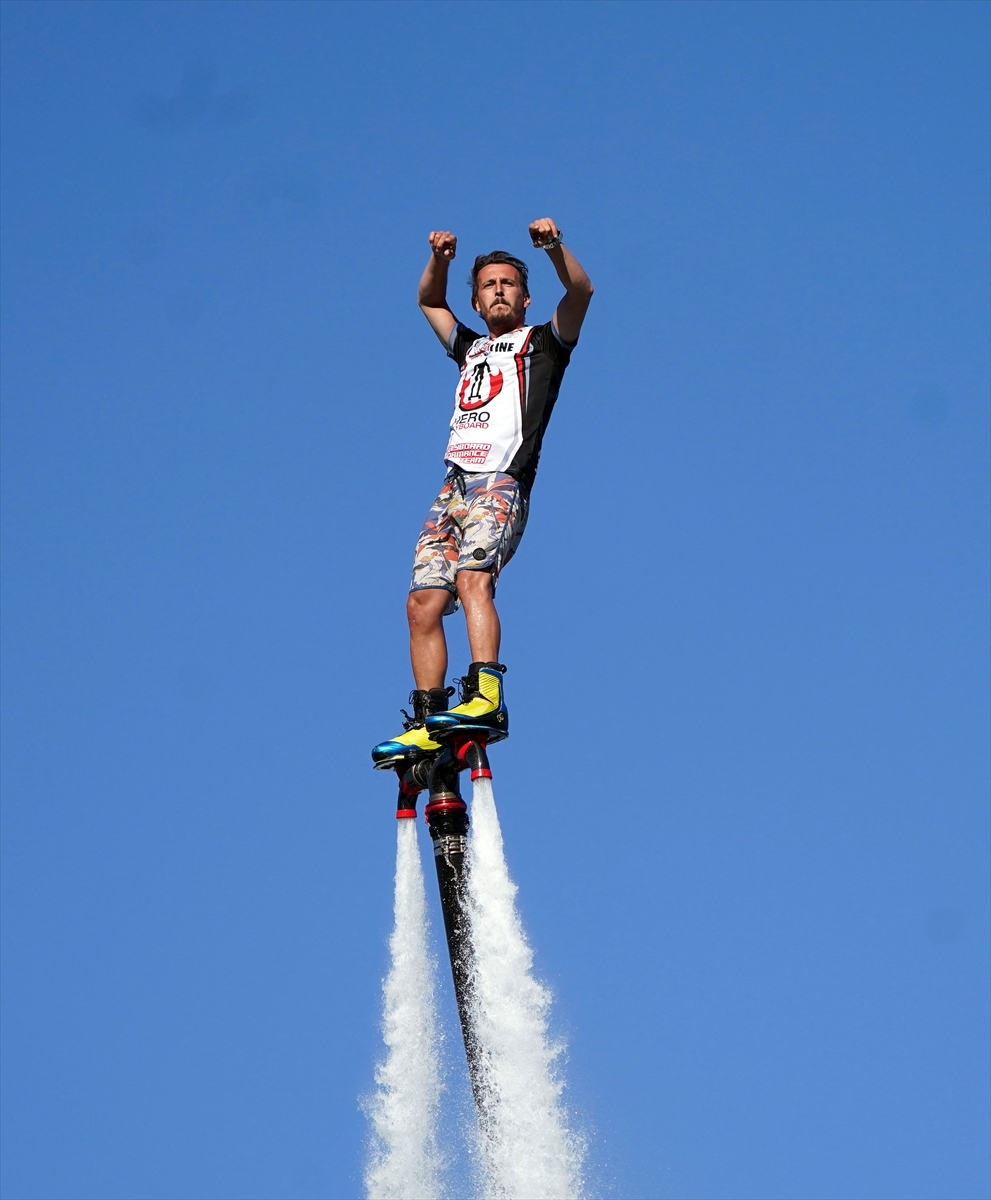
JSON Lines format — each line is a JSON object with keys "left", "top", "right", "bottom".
{"left": 2, "top": 3, "right": 988, "bottom": 1198}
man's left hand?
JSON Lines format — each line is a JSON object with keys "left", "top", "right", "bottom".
{"left": 529, "top": 217, "right": 561, "bottom": 249}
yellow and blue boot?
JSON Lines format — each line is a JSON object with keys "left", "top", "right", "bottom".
{"left": 371, "top": 686, "right": 454, "bottom": 770}
{"left": 425, "top": 662, "right": 509, "bottom": 744}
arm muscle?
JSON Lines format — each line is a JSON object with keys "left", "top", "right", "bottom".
{"left": 547, "top": 243, "right": 594, "bottom": 345}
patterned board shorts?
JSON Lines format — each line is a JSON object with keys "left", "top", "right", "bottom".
{"left": 410, "top": 468, "right": 529, "bottom": 615}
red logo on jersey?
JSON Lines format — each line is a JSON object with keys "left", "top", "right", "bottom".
{"left": 459, "top": 362, "right": 504, "bottom": 410}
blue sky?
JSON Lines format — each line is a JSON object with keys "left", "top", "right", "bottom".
{"left": 1, "top": 2, "right": 988, "bottom": 1198}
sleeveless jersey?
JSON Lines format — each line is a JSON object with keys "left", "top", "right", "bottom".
{"left": 444, "top": 320, "right": 575, "bottom": 491}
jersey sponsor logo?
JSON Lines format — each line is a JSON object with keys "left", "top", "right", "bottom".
{"left": 446, "top": 440, "right": 491, "bottom": 466}
{"left": 459, "top": 361, "right": 504, "bottom": 410}
{"left": 454, "top": 410, "right": 490, "bottom": 430}
{"left": 467, "top": 336, "right": 522, "bottom": 359}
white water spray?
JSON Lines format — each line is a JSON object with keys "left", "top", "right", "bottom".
{"left": 364, "top": 821, "right": 444, "bottom": 1200}
{"left": 465, "top": 778, "right": 585, "bottom": 1199}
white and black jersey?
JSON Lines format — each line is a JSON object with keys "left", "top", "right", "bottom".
{"left": 443, "top": 320, "right": 576, "bottom": 491}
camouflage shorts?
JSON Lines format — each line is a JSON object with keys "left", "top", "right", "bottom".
{"left": 410, "top": 468, "right": 529, "bottom": 615}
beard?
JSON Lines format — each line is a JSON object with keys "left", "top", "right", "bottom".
{"left": 482, "top": 297, "right": 522, "bottom": 326}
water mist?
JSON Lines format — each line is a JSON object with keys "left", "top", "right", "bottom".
{"left": 364, "top": 821, "right": 444, "bottom": 1200}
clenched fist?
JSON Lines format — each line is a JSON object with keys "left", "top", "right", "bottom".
{"left": 428, "top": 230, "right": 457, "bottom": 260}
{"left": 529, "top": 217, "right": 561, "bottom": 248}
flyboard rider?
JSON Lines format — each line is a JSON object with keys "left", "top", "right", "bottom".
{"left": 372, "top": 219, "right": 593, "bottom": 767}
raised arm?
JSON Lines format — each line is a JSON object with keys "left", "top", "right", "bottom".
{"left": 529, "top": 218, "right": 594, "bottom": 345}
{"left": 418, "top": 230, "right": 459, "bottom": 347}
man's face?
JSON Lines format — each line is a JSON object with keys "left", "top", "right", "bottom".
{"left": 473, "top": 264, "right": 530, "bottom": 329}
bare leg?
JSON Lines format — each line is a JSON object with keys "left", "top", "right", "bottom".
{"left": 456, "top": 569, "right": 501, "bottom": 663}
{"left": 407, "top": 588, "right": 451, "bottom": 690}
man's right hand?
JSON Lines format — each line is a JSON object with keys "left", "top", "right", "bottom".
{"left": 428, "top": 230, "right": 457, "bottom": 260}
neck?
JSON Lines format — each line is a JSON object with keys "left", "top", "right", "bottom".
{"left": 485, "top": 317, "right": 525, "bottom": 338}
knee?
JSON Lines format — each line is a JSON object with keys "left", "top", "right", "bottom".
{"left": 456, "top": 569, "right": 493, "bottom": 603}
{"left": 407, "top": 589, "right": 444, "bottom": 629}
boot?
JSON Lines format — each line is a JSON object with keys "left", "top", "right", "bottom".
{"left": 425, "top": 662, "right": 508, "bottom": 743}
{"left": 371, "top": 686, "right": 454, "bottom": 769}
{"left": 369, "top": 686, "right": 451, "bottom": 768}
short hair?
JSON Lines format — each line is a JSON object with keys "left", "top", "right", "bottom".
{"left": 470, "top": 251, "right": 529, "bottom": 304}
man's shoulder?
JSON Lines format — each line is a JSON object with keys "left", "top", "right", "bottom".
{"left": 447, "top": 321, "right": 486, "bottom": 365}
{"left": 530, "top": 319, "right": 577, "bottom": 357}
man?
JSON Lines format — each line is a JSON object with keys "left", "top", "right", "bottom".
{"left": 372, "top": 218, "right": 593, "bottom": 767}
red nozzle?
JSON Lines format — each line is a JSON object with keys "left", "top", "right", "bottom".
{"left": 455, "top": 738, "right": 492, "bottom": 781}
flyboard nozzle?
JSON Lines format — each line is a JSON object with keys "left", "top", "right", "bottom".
{"left": 455, "top": 737, "right": 492, "bottom": 780}
{"left": 394, "top": 759, "right": 431, "bottom": 819}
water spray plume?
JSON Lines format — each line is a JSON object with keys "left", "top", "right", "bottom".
{"left": 366, "top": 741, "right": 585, "bottom": 1197}
{"left": 364, "top": 821, "right": 443, "bottom": 1200}
{"left": 466, "top": 777, "right": 585, "bottom": 1199}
